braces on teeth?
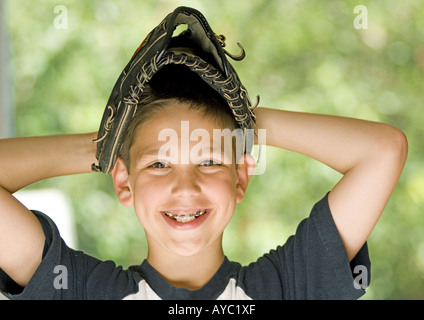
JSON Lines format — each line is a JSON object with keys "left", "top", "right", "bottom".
{"left": 164, "top": 209, "right": 208, "bottom": 223}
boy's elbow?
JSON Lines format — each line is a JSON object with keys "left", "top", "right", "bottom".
{"left": 377, "top": 124, "right": 408, "bottom": 166}
{"left": 389, "top": 125, "right": 408, "bottom": 160}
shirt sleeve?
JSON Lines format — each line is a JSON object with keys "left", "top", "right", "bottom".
{"left": 0, "top": 210, "right": 140, "bottom": 300}
{"left": 240, "top": 192, "right": 371, "bottom": 300}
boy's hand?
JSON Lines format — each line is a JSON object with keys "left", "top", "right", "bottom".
{"left": 0, "top": 133, "right": 97, "bottom": 286}
{"left": 254, "top": 107, "right": 407, "bottom": 261}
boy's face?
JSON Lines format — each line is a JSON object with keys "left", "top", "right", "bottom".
{"left": 112, "top": 102, "right": 252, "bottom": 257}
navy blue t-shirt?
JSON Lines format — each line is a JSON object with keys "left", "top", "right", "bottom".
{"left": 0, "top": 193, "right": 370, "bottom": 299}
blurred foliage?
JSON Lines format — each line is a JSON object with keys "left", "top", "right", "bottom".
{"left": 4, "top": 0, "right": 424, "bottom": 299}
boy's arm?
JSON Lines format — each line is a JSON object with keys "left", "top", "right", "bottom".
{"left": 0, "top": 133, "right": 97, "bottom": 287}
{"left": 254, "top": 107, "right": 407, "bottom": 261}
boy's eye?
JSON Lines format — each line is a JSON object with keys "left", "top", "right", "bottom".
{"left": 149, "top": 161, "right": 170, "bottom": 169}
{"left": 199, "top": 159, "right": 221, "bottom": 167}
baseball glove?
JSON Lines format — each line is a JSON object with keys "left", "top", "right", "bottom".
{"left": 92, "top": 6, "right": 257, "bottom": 173}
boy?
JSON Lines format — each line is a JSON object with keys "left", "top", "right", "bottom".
{"left": 0, "top": 7, "right": 407, "bottom": 299}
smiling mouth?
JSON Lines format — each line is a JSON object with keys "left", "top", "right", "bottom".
{"left": 162, "top": 209, "right": 209, "bottom": 223}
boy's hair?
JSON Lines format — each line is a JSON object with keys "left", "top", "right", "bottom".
{"left": 119, "top": 65, "right": 239, "bottom": 172}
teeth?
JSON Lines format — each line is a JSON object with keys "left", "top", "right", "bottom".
{"left": 164, "top": 210, "right": 208, "bottom": 223}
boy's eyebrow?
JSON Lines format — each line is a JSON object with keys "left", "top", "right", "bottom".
{"left": 134, "top": 145, "right": 232, "bottom": 164}
{"left": 135, "top": 149, "right": 162, "bottom": 162}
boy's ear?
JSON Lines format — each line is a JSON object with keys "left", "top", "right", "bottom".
{"left": 235, "top": 154, "right": 255, "bottom": 203}
{"left": 111, "top": 157, "right": 133, "bottom": 207}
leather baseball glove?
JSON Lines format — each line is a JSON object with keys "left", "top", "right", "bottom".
{"left": 92, "top": 6, "right": 257, "bottom": 173}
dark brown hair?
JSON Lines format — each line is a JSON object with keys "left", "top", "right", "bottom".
{"left": 119, "top": 65, "right": 238, "bottom": 172}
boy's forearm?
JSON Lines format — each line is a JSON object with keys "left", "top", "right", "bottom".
{"left": 0, "top": 133, "right": 97, "bottom": 193}
{"left": 254, "top": 107, "right": 403, "bottom": 174}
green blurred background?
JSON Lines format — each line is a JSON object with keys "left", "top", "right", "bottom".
{"left": 2, "top": 0, "right": 423, "bottom": 299}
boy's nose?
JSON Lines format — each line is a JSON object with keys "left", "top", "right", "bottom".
{"left": 170, "top": 167, "right": 201, "bottom": 198}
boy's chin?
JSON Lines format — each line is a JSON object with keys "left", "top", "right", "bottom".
{"left": 160, "top": 234, "right": 223, "bottom": 258}
{"left": 165, "top": 240, "right": 212, "bottom": 257}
